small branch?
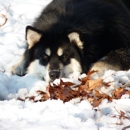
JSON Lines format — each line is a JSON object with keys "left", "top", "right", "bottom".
{"left": 0, "top": 14, "right": 8, "bottom": 27}
{"left": 0, "top": 4, "right": 11, "bottom": 27}
{"left": 122, "top": 125, "right": 130, "bottom": 130}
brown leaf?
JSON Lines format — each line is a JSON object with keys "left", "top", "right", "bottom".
{"left": 16, "top": 69, "right": 130, "bottom": 107}
{"left": 87, "top": 70, "right": 99, "bottom": 76}
{"left": 81, "top": 76, "right": 90, "bottom": 83}
{"left": 94, "top": 90, "right": 110, "bottom": 99}
{"left": 59, "top": 79, "right": 74, "bottom": 87}
{"left": 88, "top": 78, "right": 103, "bottom": 90}
{"left": 113, "top": 88, "right": 126, "bottom": 99}
{"left": 88, "top": 97, "right": 94, "bottom": 103}
{"left": 17, "top": 97, "right": 25, "bottom": 102}
{"left": 125, "top": 90, "right": 130, "bottom": 95}
{"left": 102, "top": 82, "right": 111, "bottom": 87}
{"left": 40, "top": 94, "right": 50, "bottom": 101}
{"left": 49, "top": 85, "right": 62, "bottom": 99}
{"left": 119, "top": 110, "right": 125, "bottom": 119}
{"left": 49, "top": 80, "right": 79, "bottom": 102}
{"left": 37, "top": 90, "right": 46, "bottom": 95}
{"left": 81, "top": 70, "right": 98, "bottom": 83}
{"left": 36, "top": 90, "right": 50, "bottom": 101}
{"left": 59, "top": 87, "right": 79, "bottom": 102}
{"left": 78, "top": 82, "right": 89, "bottom": 93}
{"left": 92, "top": 98, "right": 103, "bottom": 107}
{"left": 28, "top": 96, "right": 35, "bottom": 101}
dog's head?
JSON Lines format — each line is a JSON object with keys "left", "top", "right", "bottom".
{"left": 12, "top": 26, "right": 84, "bottom": 82}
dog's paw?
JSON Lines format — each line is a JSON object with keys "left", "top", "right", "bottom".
{"left": 10, "top": 64, "right": 25, "bottom": 76}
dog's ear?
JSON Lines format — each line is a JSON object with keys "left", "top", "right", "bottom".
{"left": 68, "top": 32, "right": 83, "bottom": 49}
{"left": 26, "top": 26, "right": 42, "bottom": 49}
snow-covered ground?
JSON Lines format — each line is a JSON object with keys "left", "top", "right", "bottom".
{"left": 0, "top": 0, "right": 130, "bottom": 130}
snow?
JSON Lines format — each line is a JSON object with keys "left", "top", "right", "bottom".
{"left": 0, "top": 0, "right": 130, "bottom": 130}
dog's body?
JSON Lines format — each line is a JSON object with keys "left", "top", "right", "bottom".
{"left": 12, "top": 0, "right": 130, "bottom": 82}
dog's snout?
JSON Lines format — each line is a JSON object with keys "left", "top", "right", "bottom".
{"left": 49, "top": 70, "right": 60, "bottom": 81}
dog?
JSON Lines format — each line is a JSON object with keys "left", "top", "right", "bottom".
{"left": 11, "top": 0, "right": 130, "bottom": 82}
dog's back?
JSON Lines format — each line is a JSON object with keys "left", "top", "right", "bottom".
{"left": 11, "top": 0, "right": 130, "bottom": 82}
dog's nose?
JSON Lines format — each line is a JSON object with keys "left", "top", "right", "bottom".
{"left": 49, "top": 70, "right": 60, "bottom": 81}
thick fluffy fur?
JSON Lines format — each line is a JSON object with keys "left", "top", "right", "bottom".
{"left": 11, "top": 0, "right": 130, "bottom": 82}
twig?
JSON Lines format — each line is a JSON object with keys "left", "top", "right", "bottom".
{"left": 0, "top": 14, "right": 8, "bottom": 27}
{"left": 114, "top": 107, "right": 130, "bottom": 120}
{"left": 122, "top": 125, "right": 130, "bottom": 130}
{"left": 0, "top": 4, "right": 11, "bottom": 27}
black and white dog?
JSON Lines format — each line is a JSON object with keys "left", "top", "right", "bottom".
{"left": 11, "top": 0, "right": 130, "bottom": 82}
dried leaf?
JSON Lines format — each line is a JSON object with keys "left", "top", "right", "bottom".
{"left": 102, "top": 82, "right": 111, "bottom": 87}
{"left": 40, "top": 94, "right": 50, "bottom": 101}
{"left": 28, "top": 96, "right": 35, "bottom": 101}
{"left": 78, "top": 82, "right": 89, "bottom": 93}
{"left": 92, "top": 98, "right": 103, "bottom": 107}
{"left": 59, "top": 79, "right": 74, "bottom": 87}
{"left": 125, "top": 90, "right": 130, "bottom": 95}
{"left": 88, "top": 97, "right": 94, "bottom": 103}
{"left": 81, "top": 70, "right": 98, "bottom": 83}
{"left": 16, "top": 70, "right": 130, "bottom": 108}
{"left": 49, "top": 80, "right": 79, "bottom": 102}
{"left": 119, "top": 110, "right": 125, "bottom": 119}
{"left": 94, "top": 90, "right": 110, "bottom": 99}
{"left": 59, "top": 87, "right": 79, "bottom": 102}
{"left": 88, "top": 78, "right": 103, "bottom": 90}
{"left": 113, "top": 88, "right": 126, "bottom": 99}
{"left": 37, "top": 90, "right": 46, "bottom": 95}
{"left": 36, "top": 90, "right": 50, "bottom": 101}
{"left": 17, "top": 97, "right": 25, "bottom": 102}
{"left": 87, "top": 70, "right": 99, "bottom": 76}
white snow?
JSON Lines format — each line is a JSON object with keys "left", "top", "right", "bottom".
{"left": 0, "top": 0, "right": 130, "bottom": 130}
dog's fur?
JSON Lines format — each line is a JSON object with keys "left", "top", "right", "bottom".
{"left": 11, "top": 0, "right": 130, "bottom": 82}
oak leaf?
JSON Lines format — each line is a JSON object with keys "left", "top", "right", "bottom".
{"left": 113, "top": 88, "right": 126, "bottom": 99}
{"left": 92, "top": 98, "right": 103, "bottom": 107}
{"left": 94, "top": 90, "right": 110, "bottom": 99}
{"left": 81, "top": 70, "right": 98, "bottom": 83}
{"left": 88, "top": 78, "right": 103, "bottom": 90}
{"left": 49, "top": 80, "right": 79, "bottom": 102}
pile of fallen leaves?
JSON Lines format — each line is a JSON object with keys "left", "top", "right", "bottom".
{"left": 18, "top": 70, "right": 130, "bottom": 107}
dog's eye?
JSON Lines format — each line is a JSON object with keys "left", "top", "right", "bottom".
{"left": 41, "top": 53, "right": 49, "bottom": 60}
{"left": 62, "top": 52, "right": 69, "bottom": 59}
{"left": 60, "top": 52, "right": 69, "bottom": 63}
